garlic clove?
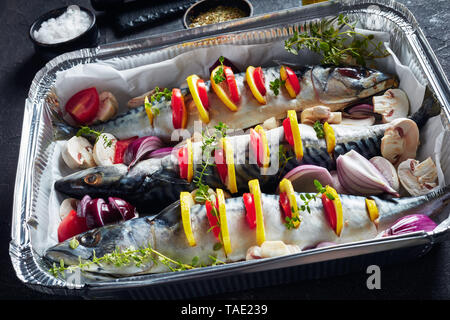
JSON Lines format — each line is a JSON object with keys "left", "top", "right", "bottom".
{"left": 246, "top": 241, "right": 301, "bottom": 260}
{"left": 61, "top": 136, "right": 96, "bottom": 169}
{"left": 300, "top": 106, "right": 331, "bottom": 125}
{"left": 373, "top": 88, "right": 409, "bottom": 123}
{"left": 94, "top": 91, "right": 118, "bottom": 122}
{"left": 397, "top": 157, "right": 439, "bottom": 196}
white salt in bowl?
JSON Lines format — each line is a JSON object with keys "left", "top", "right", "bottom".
{"left": 29, "top": 5, "right": 98, "bottom": 60}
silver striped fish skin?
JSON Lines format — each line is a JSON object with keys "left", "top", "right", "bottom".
{"left": 45, "top": 185, "right": 450, "bottom": 276}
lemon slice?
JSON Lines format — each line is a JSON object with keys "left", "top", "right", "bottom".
{"left": 221, "top": 137, "right": 238, "bottom": 194}
{"left": 211, "top": 66, "right": 239, "bottom": 112}
{"left": 180, "top": 192, "right": 196, "bottom": 246}
{"left": 287, "top": 110, "right": 303, "bottom": 160}
{"left": 279, "top": 178, "right": 300, "bottom": 228}
{"left": 186, "top": 74, "right": 210, "bottom": 124}
{"left": 325, "top": 185, "right": 343, "bottom": 236}
{"left": 323, "top": 122, "right": 336, "bottom": 155}
{"left": 216, "top": 188, "right": 232, "bottom": 255}
{"left": 248, "top": 179, "right": 265, "bottom": 245}
{"left": 365, "top": 198, "right": 379, "bottom": 222}
{"left": 144, "top": 96, "right": 154, "bottom": 126}
{"left": 246, "top": 66, "right": 266, "bottom": 104}
{"left": 254, "top": 125, "right": 270, "bottom": 168}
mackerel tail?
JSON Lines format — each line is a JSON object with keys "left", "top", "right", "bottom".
{"left": 375, "top": 184, "right": 450, "bottom": 231}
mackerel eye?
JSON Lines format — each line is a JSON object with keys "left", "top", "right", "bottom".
{"left": 78, "top": 230, "right": 102, "bottom": 247}
{"left": 84, "top": 173, "right": 103, "bottom": 185}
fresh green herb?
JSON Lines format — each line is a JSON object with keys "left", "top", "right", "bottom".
{"left": 213, "top": 56, "right": 226, "bottom": 84}
{"left": 144, "top": 96, "right": 160, "bottom": 117}
{"left": 284, "top": 14, "right": 389, "bottom": 66}
{"left": 49, "top": 244, "right": 224, "bottom": 277}
{"left": 269, "top": 78, "right": 286, "bottom": 96}
{"left": 313, "top": 121, "right": 325, "bottom": 139}
{"left": 213, "top": 242, "right": 223, "bottom": 251}
{"left": 284, "top": 216, "right": 301, "bottom": 230}
{"left": 278, "top": 145, "right": 293, "bottom": 178}
{"left": 76, "top": 126, "right": 113, "bottom": 148}
{"left": 150, "top": 86, "right": 172, "bottom": 104}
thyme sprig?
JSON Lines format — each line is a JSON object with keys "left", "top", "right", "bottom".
{"left": 212, "top": 56, "right": 226, "bottom": 84}
{"left": 76, "top": 126, "right": 113, "bottom": 148}
{"left": 49, "top": 243, "right": 225, "bottom": 277}
{"left": 313, "top": 120, "right": 325, "bottom": 139}
{"left": 269, "top": 78, "right": 285, "bottom": 96}
{"left": 283, "top": 179, "right": 335, "bottom": 229}
{"left": 150, "top": 86, "right": 172, "bottom": 103}
{"left": 284, "top": 14, "right": 390, "bottom": 66}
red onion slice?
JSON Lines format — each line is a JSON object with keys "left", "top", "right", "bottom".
{"left": 282, "top": 165, "right": 334, "bottom": 193}
{"left": 381, "top": 214, "right": 437, "bottom": 237}
{"left": 123, "top": 136, "right": 165, "bottom": 167}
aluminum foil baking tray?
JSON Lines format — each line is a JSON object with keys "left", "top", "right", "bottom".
{"left": 10, "top": 0, "right": 450, "bottom": 298}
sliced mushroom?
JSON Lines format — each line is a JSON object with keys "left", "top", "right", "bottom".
{"left": 397, "top": 157, "right": 438, "bottom": 196}
{"left": 94, "top": 91, "right": 118, "bottom": 122}
{"left": 92, "top": 133, "right": 117, "bottom": 166}
{"left": 59, "top": 198, "right": 79, "bottom": 220}
{"left": 61, "top": 136, "right": 96, "bottom": 169}
{"left": 245, "top": 241, "right": 301, "bottom": 260}
{"left": 373, "top": 88, "right": 409, "bottom": 123}
{"left": 381, "top": 118, "right": 419, "bottom": 167}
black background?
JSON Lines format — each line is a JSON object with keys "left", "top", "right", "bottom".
{"left": 0, "top": 0, "right": 449, "bottom": 300}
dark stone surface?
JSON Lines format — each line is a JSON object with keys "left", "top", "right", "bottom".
{"left": 0, "top": 0, "right": 448, "bottom": 300}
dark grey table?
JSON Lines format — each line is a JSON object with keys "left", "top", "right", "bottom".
{"left": 1, "top": 0, "right": 449, "bottom": 300}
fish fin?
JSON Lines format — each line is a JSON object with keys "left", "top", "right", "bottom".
{"left": 409, "top": 88, "right": 442, "bottom": 128}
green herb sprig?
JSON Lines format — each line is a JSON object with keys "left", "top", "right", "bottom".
{"left": 76, "top": 126, "right": 113, "bottom": 148}
{"left": 49, "top": 243, "right": 225, "bottom": 277}
{"left": 284, "top": 14, "right": 389, "bottom": 66}
{"left": 313, "top": 121, "right": 325, "bottom": 139}
{"left": 283, "top": 179, "right": 335, "bottom": 229}
{"left": 269, "top": 78, "right": 286, "bottom": 96}
{"left": 212, "top": 56, "right": 226, "bottom": 84}
{"left": 150, "top": 86, "right": 172, "bottom": 103}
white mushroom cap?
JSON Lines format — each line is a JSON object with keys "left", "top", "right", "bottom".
{"left": 381, "top": 118, "right": 419, "bottom": 167}
{"left": 397, "top": 157, "right": 438, "bottom": 196}
{"left": 93, "top": 133, "right": 117, "bottom": 166}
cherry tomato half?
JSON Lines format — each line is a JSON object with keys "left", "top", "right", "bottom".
{"left": 282, "top": 118, "right": 294, "bottom": 147}
{"left": 65, "top": 87, "right": 100, "bottom": 125}
{"left": 113, "top": 136, "right": 138, "bottom": 164}
{"left": 205, "top": 200, "right": 220, "bottom": 240}
{"left": 224, "top": 66, "right": 240, "bottom": 104}
{"left": 214, "top": 148, "right": 228, "bottom": 184}
{"left": 57, "top": 210, "right": 88, "bottom": 243}
{"left": 252, "top": 67, "right": 266, "bottom": 96}
{"left": 322, "top": 193, "right": 337, "bottom": 231}
{"left": 243, "top": 193, "right": 256, "bottom": 229}
{"left": 196, "top": 78, "right": 210, "bottom": 110}
{"left": 279, "top": 192, "right": 292, "bottom": 218}
{"left": 178, "top": 147, "right": 189, "bottom": 180}
{"left": 171, "top": 88, "right": 187, "bottom": 129}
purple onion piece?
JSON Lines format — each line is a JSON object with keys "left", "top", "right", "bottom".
{"left": 108, "top": 197, "right": 136, "bottom": 221}
{"left": 77, "top": 195, "right": 92, "bottom": 218}
{"left": 85, "top": 198, "right": 106, "bottom": 229}
{"left": 382, "top": 214, "right": 437, "bottom": 237}
{"left": 282, "top": 165, "right": 333, "bottom": 193}
{"left": 345, "top": 104, "right": 375, "bottom": 118}
{"left": 100, "top": 203, "right": 122, "bottom": 225}
{"left": 149, "top": 147, "right": 174, "bottom": 159}
{"left": 123, "top": 136, "right": 165, "bottom": 167}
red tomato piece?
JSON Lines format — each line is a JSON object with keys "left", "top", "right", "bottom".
{"left": 113, "top": 136, "right": 138, "bottom": 164}
{"left": 224, "top": 66, "right": 240, "bottom": 104}
{"left": 283, "top": 118, "right": 294, "bottom": 147}
{"left": 214, "top": 148, "right": 228, "bottom": 184}
{"left": 196, "top": 78, "right": 210, "bottom": 110}
{"left": 252, "top": 67, "right": 266, "bottom": 96}
{"left": 205, "top": 200, "right": 220, "bottom": 240}
{"left": 279, "top": 192, "right": 292, "bottom": 218}
{"left": 178, "top": 147, "right": 188, "bottom": 179}
{"left": 57, "top": 210, "right": 88, "bottom": 243}
{"left": 243, "top": 193, "right": 257, "bottom": 229}
{"left": 171, "top": 88, "right": 187, "bottom": 129}
{"left": 322, "top": 193, "right": 337, "bottom": 230}
{"left": 249, "top": 129, "right": 263, "bottom": 167}
{"left": 284, "top": 66, "right": 301, "bottom": 95}
{"left": 65, "top": 87, "right": 99, "bottom": 125}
